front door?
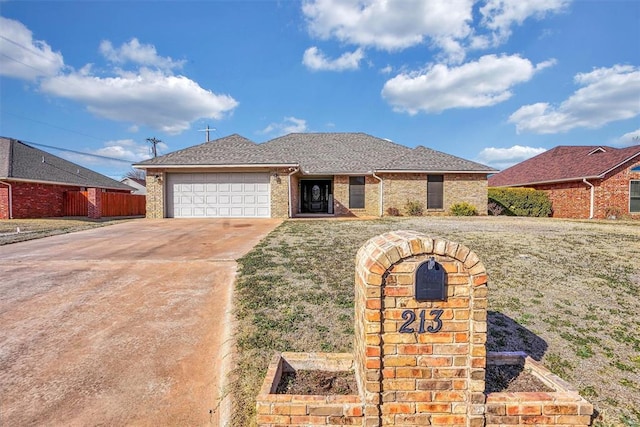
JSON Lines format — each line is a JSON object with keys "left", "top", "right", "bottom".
{"left": 301, "top": 180, "right": 332, "bottom": 214}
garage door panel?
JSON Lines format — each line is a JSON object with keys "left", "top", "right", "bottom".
{"left": 167, "top": 172, "right": 271, "bottom": 218}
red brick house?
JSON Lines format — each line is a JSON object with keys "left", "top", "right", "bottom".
{"left": 0, "top": 137, "right": 134, "bottom": 219}
{"left": 488, "top": 145, "right": 640, "bottom": 219}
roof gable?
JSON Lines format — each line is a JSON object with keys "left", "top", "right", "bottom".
{"left": 489, "top": 145, "right": 640, "bottom": 187}
{"left": 0, "top": 137, "right": 133, "bottom": 190}
{"left": 135, "top": 134, "right": 269, "bottom": 166}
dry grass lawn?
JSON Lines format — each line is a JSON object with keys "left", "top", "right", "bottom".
{"left": 0, "top": 218, "right": 128, "bottom": 245}
{"left": 232, "top": 216, "right": 640, "bottom": 427}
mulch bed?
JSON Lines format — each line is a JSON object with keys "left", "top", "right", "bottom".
{"left": 276, "top": 365, "right": 554, "bottom": 395}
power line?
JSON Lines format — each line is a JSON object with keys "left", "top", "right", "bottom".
{"left": 0, "top": 35, "right": 57, "bottom": 61}
{"left": 0, "top": 52, "right": 50, "bottom": 75}
{"left": 24, "top": 140, "right": 137, "bottom": 163}
{"left": 2, "top": 110, "right": 107, "bottom": 142}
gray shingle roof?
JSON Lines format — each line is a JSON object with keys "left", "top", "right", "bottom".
{"left": 134, "top": 133, "right": 495, "bottom": 174}
{"left": 380, "top": 146, "right": 497, "bottom": 172}
{"left": 0, "top": 137, "right": 134, "bottom": 191}
{"left": 135, "top": 134, "right": 279, "bottom": 166}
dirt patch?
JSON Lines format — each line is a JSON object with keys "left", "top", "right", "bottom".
{"left": 276, "top": 370, "right": 358, "bottom": 395}
{"left": 485, "top": 365, "right": 554, "bottom": 393}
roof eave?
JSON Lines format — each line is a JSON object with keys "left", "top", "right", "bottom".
{"left": 376, "top": 169, "right": 498, "bottom": 174}
{"left": 491, "top": 175, "right": 602, "bottom": 187}
{"left": 133, "top": 163, "right": 299, "bottom": 169}
{"left": 599, "top": 151, "right": 640, "bottom": 177}
{"left": 3, "top": 177, "right": 132, "bottom": 190}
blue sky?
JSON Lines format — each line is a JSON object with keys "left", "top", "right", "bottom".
{"left": 1, "top": 0, "right": 638, "bottom": 179}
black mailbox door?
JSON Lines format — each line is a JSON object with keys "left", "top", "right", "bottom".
{"left": 415, "top": 258, "right": 446, "bottom": 301}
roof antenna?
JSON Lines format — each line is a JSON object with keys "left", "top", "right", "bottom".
{"left": 198, "top": 125, "right": 216, "bottom": 142}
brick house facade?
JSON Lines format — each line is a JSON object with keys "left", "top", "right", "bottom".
{"left": 489, "top": 145, "right": 640, "bottom": 220}
{"left": 1, "top": 137, "right": 134, "bottom": 219}
{"left": 136, "top": 133, "right": 496, "bottom": 219}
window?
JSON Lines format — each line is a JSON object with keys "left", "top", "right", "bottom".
{"left": 427, "top": 175, "right": 444, "bottom": 209}
{"left": 631, "top": 181, "right": 640, "bottom": 213}
{"left": 349, "top": 176, "right": 365, "bottom": 209}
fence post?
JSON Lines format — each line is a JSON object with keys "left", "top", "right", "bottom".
{"left": 87, "top": 188, "right": 102, "bottom": 219}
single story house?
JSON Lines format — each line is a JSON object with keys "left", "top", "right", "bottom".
{"left": 134, "top": 133, "right": 496, "bottom": 219}
{"left": 488, "top": 145, "right": 640, "bottom": 219}
{"left": 0, "top": 137, "right": 135, "bottom": 219}
{"left": 121, "top": 177, "right": 147, "bottom": 195}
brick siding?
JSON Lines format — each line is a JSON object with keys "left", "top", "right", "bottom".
{"left": 535, "top": 159, "right": 640, "bottom": 219}
{"left": 0, "top": 185, "right": 8, "bottom": 219}
{"left": 145, "top": 170, "right": 165, "bottom": 219}
{"left": 144, "top": 170, "right": 489, "bottom": 219}
{"left": 1, "top": 181, "right": 83, "bottom": 219}
{"left": 383, "top": 173, "right": 489, "bottom": 216}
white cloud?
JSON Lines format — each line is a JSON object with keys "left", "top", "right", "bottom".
{"left": 302, "top": 0, "right": 473, "bottom": 60}
{"left": 611, "top": 129, "right": 640, "bottom": 147}
{"left": 99, "top": 38, "right": 185, "bottom": 71}
{"left": 479, "top": 0, "right": 570, "bottom": 46}
{"left": 0, "top": 16, "right": 64, "bottom": 80}
{"left": 381, "top": 54, "right": 554, "bottom": 114}
{"left": 260, "top": 117, "right": 308, "bottom": 135}
{"left": 302, "top": 0, "right": 568, "bottom": 63}
{"left": 303, "top": 46, "right": 364, "bottom": 71}
{"left": 476, "top": 145, "right": 546, "bottom": 170}
{"left": 509, "top": 65, "right": 640, "bottom": 134}
{"left": 40, "top": 68, "right": 238, "bottom": 135}
{"left": 94, "top": 138, "right": 168, "bottom": 161}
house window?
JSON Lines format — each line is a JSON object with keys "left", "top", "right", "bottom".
{"left": 631, "top": 181, "right": 640, "bottom": 213}
{"left": 349, "top": 176, "right": 365, "bottom": 209}
{"left": 427, "top": 175, "right": 444, "bottom": 209}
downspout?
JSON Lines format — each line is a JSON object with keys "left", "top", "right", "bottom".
{"left": 372, "top": 171, "right": 383, "bottom": 217}
{"left": 287, "top": 167, "right": 300, "bottom": 218}
{"left": 583, "top": 178, "right": 594, "bottom": 219}
{"left": 0, "top": 180, "right": 13, "bottom": 219}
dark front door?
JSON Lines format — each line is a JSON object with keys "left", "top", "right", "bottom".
{"left": 301, "top": 180, "right": 332, "bottom": 214}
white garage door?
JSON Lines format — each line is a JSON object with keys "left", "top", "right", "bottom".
{"left": 167, "top": 172, "right": 270, "bottom": 218}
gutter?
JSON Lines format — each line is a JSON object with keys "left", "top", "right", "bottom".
{"left": 371, "top": 171, "right": 383, "bottom": 217}
{"left": 0, "top": 180, "right": 13, "bottom": 219}
{"left": 287, "top": 167, "right": 300, "bottom": 218}
{"left": 583, "top": 178, "right": 595, "bottom": 219}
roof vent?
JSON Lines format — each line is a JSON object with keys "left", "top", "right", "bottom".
{"left": 588, "top": 147, "right": 606, "bottom": 155}
{"left": 42, "top": 156, "right": 45, "bottom": 163}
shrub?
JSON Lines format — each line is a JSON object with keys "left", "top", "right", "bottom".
{"left": 487, "top": 201, "right": 505, "bottom": 216}
{"left": 386, "top": 207, "right": 401, "bottom": 216}
{"left": 404, "top": 200, "right": 424, "bottom": 216}
{"left": 449, "top": 202, "right": 478, "bottom": 216}
{"left": 488, "top": 187, "right": 552, "bottom": 217}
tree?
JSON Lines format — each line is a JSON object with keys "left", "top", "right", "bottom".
{"left": 123, "top": 168, "right": 146, "bottom": 180}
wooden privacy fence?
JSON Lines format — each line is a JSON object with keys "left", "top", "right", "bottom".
{"left": 64, "top": 191, "right": 88, "bottom": 216}
{"left": 64, "top": 191, "right": 145, "bottom": 217}
{"left": 102, "top": 192, "right": 146, "bottom": 217}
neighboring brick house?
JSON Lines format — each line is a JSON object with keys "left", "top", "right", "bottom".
{"left": 134, "top": 133, "right": 496, "bottom": 219}
{"left": 0, "top": 137, "right": 134, "bottom": 219}
{"left": 488, "top": 145, "right": 640, "bottom": 219}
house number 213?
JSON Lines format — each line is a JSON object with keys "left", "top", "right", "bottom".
{"left": 398, "top": 309, "right": 444, "bottom": 334}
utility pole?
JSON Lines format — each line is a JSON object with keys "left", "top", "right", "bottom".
{"left": 198, "top": 125, "right": 216, "bottom": 142}
{"left": 146, "top": 137, "right": 161, "bottom": 158}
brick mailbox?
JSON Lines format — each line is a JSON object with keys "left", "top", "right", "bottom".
{"left": 354, "top": 230, "right": 487, "bottom": 427}
{"left": 257, "top": 230, "right": 592, "bottom": 427}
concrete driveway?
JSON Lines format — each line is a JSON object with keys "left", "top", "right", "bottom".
{"left": 0, "top": 218, "right": 281, "bottom": 426}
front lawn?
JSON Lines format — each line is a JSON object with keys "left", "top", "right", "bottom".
{"left": 0, "top": 218, "right": 130, "bottom": 245}
{"left": 231, "top": 217, "right": 640, "bottom": 427}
